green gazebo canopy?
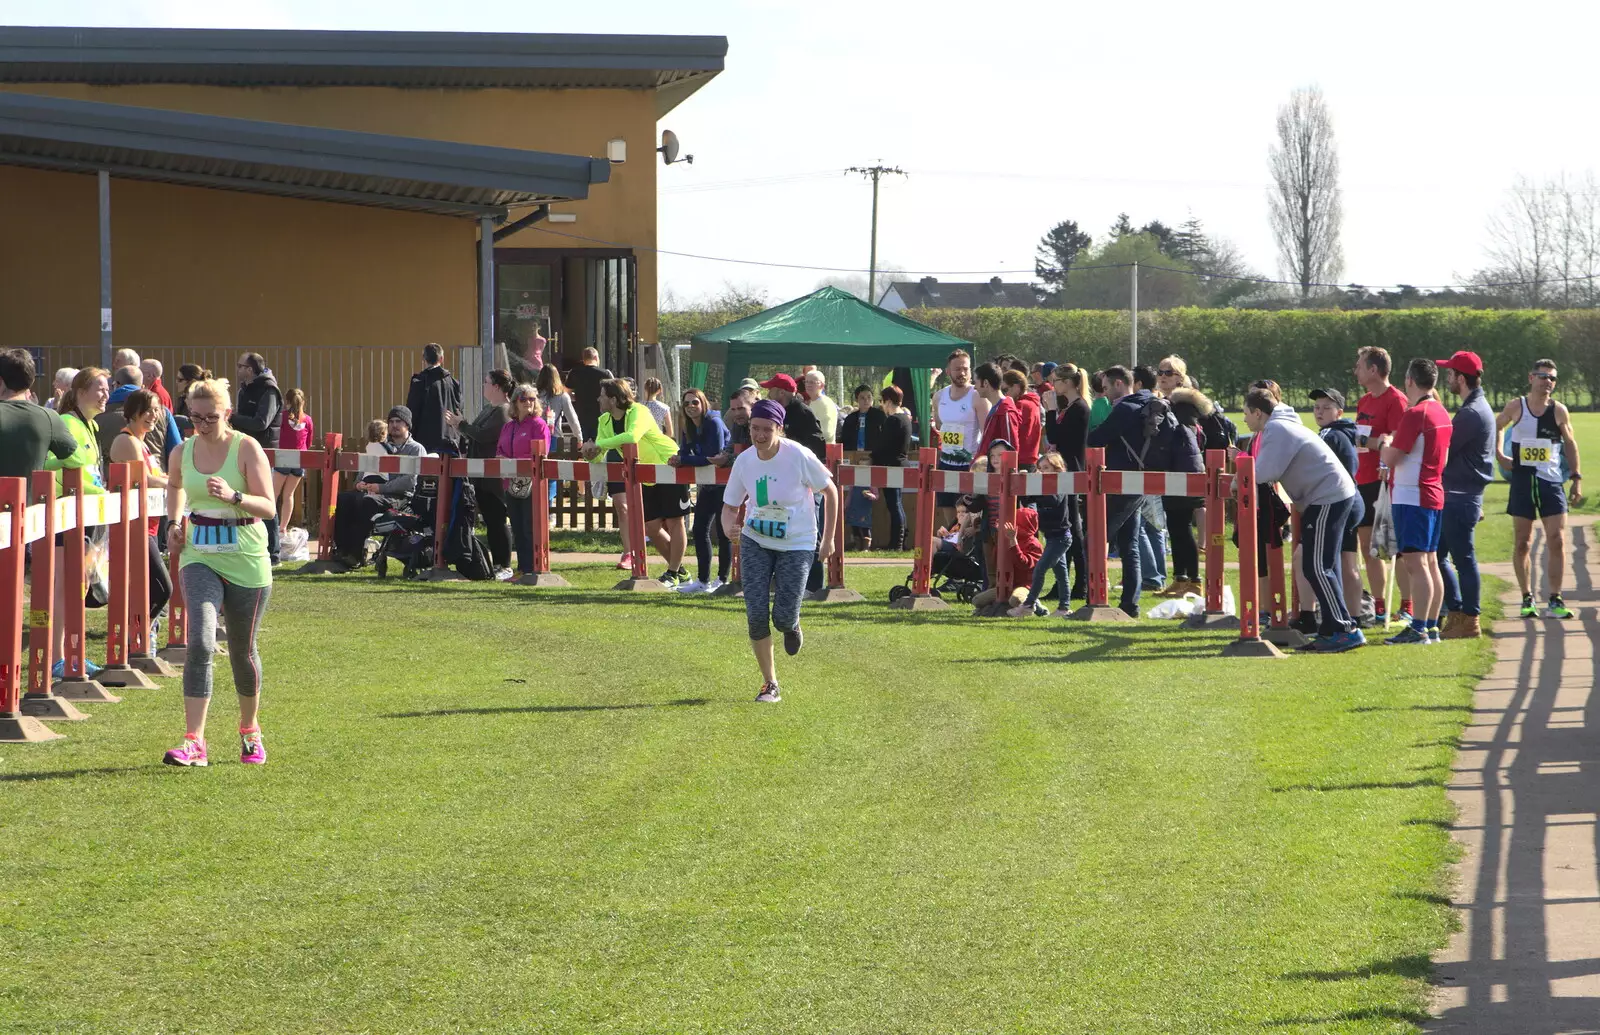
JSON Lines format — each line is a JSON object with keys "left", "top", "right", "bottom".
{"left": 688, "top": 285, "right": 972, "bottom": 439}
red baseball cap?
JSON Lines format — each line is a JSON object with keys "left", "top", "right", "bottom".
{"left": 1435, "top": 350, "right": 1483, "bottom": 377}
{"left": 759, "top": 373, "right": 798, "bottom": 392}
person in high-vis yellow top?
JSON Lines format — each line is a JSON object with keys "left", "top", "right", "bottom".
{"left": 582, "top": 378, "right": 690, "bottom": 586}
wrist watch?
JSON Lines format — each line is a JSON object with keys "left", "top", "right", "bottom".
{"left": 231, "top": 490, "right": 244, "bottom": 505}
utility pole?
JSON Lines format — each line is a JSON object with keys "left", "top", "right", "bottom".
{"left": 1130, "top": 261, "right": 1139, "bottom": 367}
{"left": 848, "top": 162, "right": 906, "bottom": 306}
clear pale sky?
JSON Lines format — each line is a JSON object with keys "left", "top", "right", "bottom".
{"left": 17, "top": 0, "right": 1600, "bottom": 306}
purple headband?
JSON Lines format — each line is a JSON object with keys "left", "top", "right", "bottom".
{"left": 750, "top": 399, "right": 786, "bottom": 425}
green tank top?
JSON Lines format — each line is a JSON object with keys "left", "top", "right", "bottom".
{"left": 180, "top": 432, "right": 272, "bottom": 588}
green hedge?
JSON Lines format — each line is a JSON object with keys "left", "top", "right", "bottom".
{"left": 892, "top": 307, "right": 1600, "bottom": 408}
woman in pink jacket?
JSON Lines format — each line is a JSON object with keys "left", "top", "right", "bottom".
{"left": 496, "top": 383, "right": 551, "bottom": 577}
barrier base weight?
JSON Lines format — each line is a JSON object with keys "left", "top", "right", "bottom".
{"left": 130, "top": 654, "right": 179, "bottom": 678}
{"left": 806, "top": 587, "right": 863, "bottom": 604}
{"left": 710, "top": 580, "right": 743, "bottom": 598}
{"left": 96, "top": 665, "right": 158, "bottom": 690}
{"left": 54, "top": 679, "right": 121, "bottom": 702}
{"left": 156, "top": 645, "right": 188, "bottom": 666}
{"left": 1220, "top": 637, "right": 1287, "bottom": 659}
{"left": 1066, "top": 605, "right": 1136, "bottom": 623}
{"left": 20, "top": 693, "right": 88, "bottom": 721}
{"left": 413, "top": 568, "right": 468, "bottom": 583}
{"left": 613, "top": 577, "right": 670, "bottom": 592}
{"left": 514, "top": 572, "right": 571, "bottom": 588}
{"left": 889, "top": 593, "right": 950, "bottom": 611}
{"left": 0, "top": 713, "right": 64, "bottom": 742}
{"left": 292, "top": 559, "right": 351, "bottom": 575}
{"left": 1183, "top": 611, "right": 1241, "bottom": 630}
{"left": 1262, "top": 627, "right": 1311, "bottom": 649}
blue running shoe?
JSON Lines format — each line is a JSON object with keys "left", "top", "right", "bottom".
{"left": 1385, "top": 626, "right": 1428, "bottom": 645}
{"left": 1305, "top": 629, "right": 1366, "bottom": 653}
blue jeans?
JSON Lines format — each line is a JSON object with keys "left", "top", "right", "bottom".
{"left": 1104, "top": 494, "right": 1146, "bottom": 616}
{"left": 1137, "top": 514, "right": 1167, "bottom": 589}
{"left": 1025, "top": 531, "right": 1073, "bottom": 608}
{"left": 739, "top": 535, "right": 813, "bottom": 641}
{"left": 1439, "top": 497, "right": 1482, "bottom": 616}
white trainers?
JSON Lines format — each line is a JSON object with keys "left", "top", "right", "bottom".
{"left": 703, "top": 577, "right": 725, "bottom": 593}
{"left": 493, "top": 568, "right": 515, "bottom": 582}
{"left": 675, "top": 578, "right": 706, "bottom": 594}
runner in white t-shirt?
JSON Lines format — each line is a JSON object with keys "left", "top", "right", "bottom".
{"left": 930, "top": 349, "right": 989, "bottom": 528}
{"left": 722, "top": 399, "right": 839, "bottom": 703}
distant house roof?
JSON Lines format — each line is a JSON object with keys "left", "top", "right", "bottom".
{"left": 879, "top": 277, "right": 1041, "bottom": 310}
{"left": 0, "top": 27, "right": 727, "bottom": 116}
{"left": 0, "top": 91, "right": 611, "bottom": 218}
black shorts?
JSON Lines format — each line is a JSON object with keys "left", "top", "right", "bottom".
{"left": 641, "top": 482, "right": 691, "bottom": 523}
{"left": 935, "top": 456, "right": 969, "bottom": 508}
{"left": 1507, "top": 467, "right": 1568, "bottom": 519}
{"left": 1356, "top": 480, "right": 1381, "bottom": 528}
{"left": 274, "top": 467, "right": 305, "bottom": 478}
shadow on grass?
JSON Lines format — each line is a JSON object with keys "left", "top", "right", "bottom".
{"left": 1263, "top": 1006, "right": 1432, "bottom": 1026}
{"left": 382, "top": 697, "right": 712, "bottom": 719}
{"left": 1393, "top": 889, "right": 1454, "bottom": 906}
{"left": 0, "top": 765, "right": 143, "bottom": 783}
{"left": 1400, "top": 818, "right": 1454, "bottom": 831}
{"left": 1271, "top": 777, "right": 1445, "bottom": 793}
{"left": 1351, "top": 704, "right": 1474, "bottom": 713}
{"left": 1281, "top": 953, "right": 1432, "bottom": 983}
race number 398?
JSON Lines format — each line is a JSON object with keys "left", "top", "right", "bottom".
{"left": 1521, "top": 440, "right": 1553, "bottom": 464}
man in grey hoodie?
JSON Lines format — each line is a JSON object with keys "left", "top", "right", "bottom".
{"left": 1243, "top": 388, "right": 1365, "bottom": 652}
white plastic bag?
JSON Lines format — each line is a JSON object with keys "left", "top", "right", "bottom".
{"left": 282, "top": 526, "right": 311, "bottom": 563}
{"left": 1145, "top": 585, "right": 1236, "bottom": 620}
{"left": 1369, "top": 481, "right": 1398, "bottom": 561}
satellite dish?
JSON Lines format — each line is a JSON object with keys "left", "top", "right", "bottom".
{"left": 658, "top": 129, "right": 694, "bottom": 166}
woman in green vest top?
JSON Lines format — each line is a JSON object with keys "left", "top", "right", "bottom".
{"left": 162, "top": 377, "right": 277, "bottom": 768}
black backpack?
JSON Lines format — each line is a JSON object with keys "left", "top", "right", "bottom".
{"left": 442, "top": 479, "right": 496, "bottom": 580}
{"left": 1198, "top": 409, "right": 1237, "bottom": 452}
{"left": 1121, "top": 395, "right": 1183, "bottom": 471}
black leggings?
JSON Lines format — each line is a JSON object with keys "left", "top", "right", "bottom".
{"left": 1065, "top": 495, "right": 1088, "bottom": 595}
{"left": 1164, "top": 497, "right": 1201, "bottom": 582}
{"left": 474, "top": 480, "right": 512, "bottom": 570}
{"left": 692, "top": 485, "right": 731, "bottom": 584}
{"left": 145, "top": 534, "right": 172, "bottom": 622}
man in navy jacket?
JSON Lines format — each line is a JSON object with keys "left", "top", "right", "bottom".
{"left": 1085, "top": 365, "right": 1152, "bottom": 616}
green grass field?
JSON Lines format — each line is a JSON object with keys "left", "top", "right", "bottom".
{"left": 0, "top": 559, "right": 1502, "bottom": 1034}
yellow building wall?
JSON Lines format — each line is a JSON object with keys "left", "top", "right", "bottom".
{"left": 0, "top": 164, "right": 476, "bottom": 351}
{"left": 2, "top": 83, "right": 661, "bottom": 342}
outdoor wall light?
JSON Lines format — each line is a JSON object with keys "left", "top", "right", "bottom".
{"left": 607, "top": 139, "right": 626, "bottom": 163}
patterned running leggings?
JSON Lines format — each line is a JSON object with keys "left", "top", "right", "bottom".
{"left": 738, "top": 535, "right": 814, "bottom": 642}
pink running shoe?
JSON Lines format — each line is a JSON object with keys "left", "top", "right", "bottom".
{"left": 239, "top": 728, "right": 267, "bottom": 765}
{"left": 615, "top": 551, "right": 634, "bottom": 570}
{"left": 163, "top": 736, "right": 208, "bottom": 767}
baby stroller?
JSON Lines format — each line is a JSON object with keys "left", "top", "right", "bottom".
{"left": 371, "top": 474, "right": 439, "bottom": 579}
{"left": 888, "top": 534, "right": 983, "bottom": 605}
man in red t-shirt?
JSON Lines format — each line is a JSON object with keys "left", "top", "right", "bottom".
{"left": 1002, "top": 370, "right": 1042, "bottom": 468}
{"left": 1380, "top": 358, "right": 1453, "bottom": 644}
{"left": 974, "top": 362, "right": 1019, "bottom": 457}
{"left": 1352, "top": 345, "right": 1408, "bottom": 622}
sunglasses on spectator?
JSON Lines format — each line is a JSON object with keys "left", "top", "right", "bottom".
{"left": 1533, "top": 371, "right": 1558, "bottom": 380}
{"left": 1158, "top": 368, "right": 1178, "bottom": 376}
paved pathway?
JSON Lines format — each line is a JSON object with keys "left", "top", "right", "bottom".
{"left": 1429, "top": 516, "right": 1600, "bottom": 1034}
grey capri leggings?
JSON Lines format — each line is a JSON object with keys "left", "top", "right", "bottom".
{"left": 181, "top": 563, "right": 272, "bottom": 699}
{"left": 738, "top": 534, "right": 813, "bottom": 641}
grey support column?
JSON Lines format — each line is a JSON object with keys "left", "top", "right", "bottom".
{"left": 479, "top": 215, "right": 495, "bottom": 407}
{"left": 98, "top": 170, "right": 112, "bottom": 370}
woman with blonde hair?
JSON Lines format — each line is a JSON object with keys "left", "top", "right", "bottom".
{"left": 162, "top": 376, "right": 277, "bottom": 767}
{"left": 1155, "top": 355, "right": 1190, "bottom": 397}
{"left": 44, "top": 367, "right": 110, "bottom": 679}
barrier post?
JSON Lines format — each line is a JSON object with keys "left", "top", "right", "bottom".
{"left": 890, "top": 446, "right": 948, "bottom": 610}
{"left": 614, "top": 443, "right": 668, "bottom": 591}
{"left": 711, "top": 446, "right": 747, "bottom": 598}
{"left": 158, "top": 532, "right": 188, "bottom": 666}
{"left": 1261, "top": 508, "right": 1309, "bottom": 648}
{"left": 519, "top": 442, "right": 569, "bottom": 588}
{"left": 976, "top": 450, "right": 1019, "bottom": 615}
{"left": 1184, "top": 448, "right": 1241, "bottom": 629}
{"left": 415, "top": 454, "right": 466, "bottom": 582}
{"left": 299, "top": 432, "right": 347, "bottom": 573}
{"left": 1221, "top": 455, "right": 1284, "bottom": 658}
{"left": 1069, "top": 447, "right": 1133, "bottom": 622}
{"left": 809, "top": 442, "right": 863, "bottom": 604}
{"left": 53, "top": 468, "right": 119, "bottom": 701}
{"left": 0, "top": 477, "right": 62, "bottom": 742}
{"left": 1289, "top": 509, "right": 1304, "bottom": 616}
{"left": 127, "top": 465, "right": 178, "bottom": 676}
{"left": 97, "top": 463, "right": 157, "bottom": 689}
{"left": 20, "top": 472, "right": 87, "bottom": 721}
